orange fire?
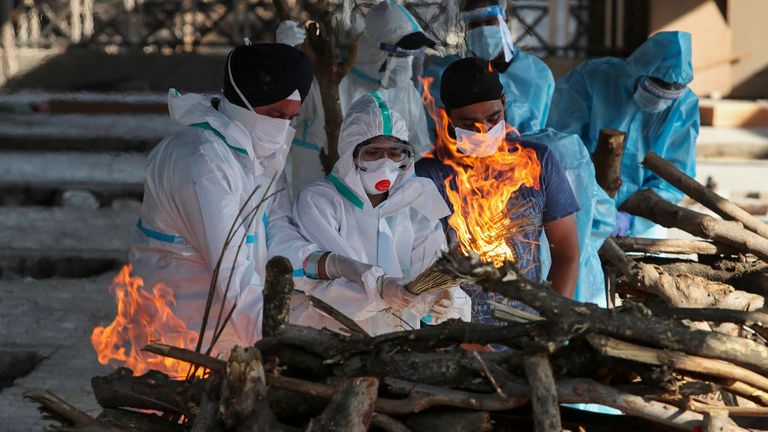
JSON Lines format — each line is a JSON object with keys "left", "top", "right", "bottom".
{"left": 421, "top": 77, "right": 541, "bottom": 266}
{"left": 91, "top": 264, "right": 203, "bottom": 379}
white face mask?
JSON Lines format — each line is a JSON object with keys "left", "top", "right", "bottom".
{"left": 379, "top": 56, "right": 413, "bottom": 88}
{"left": 633, "top": 83, "right": 674, "bottom": 113}
{"left": 357, "top": 158, "right": 401, "bottom": 195}
{"left": 226, "top": 53, "right": 297, "bottom": 158}
{"left": 454, "top": 120, "right": 505, "bottom": 157}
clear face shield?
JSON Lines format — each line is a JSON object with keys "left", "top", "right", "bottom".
{"left": 378, "top": 43, "right": 422, "bottom": 88}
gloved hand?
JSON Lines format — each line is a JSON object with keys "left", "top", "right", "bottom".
{"left": 276, "top": 20, "right": 306, "bottom": 47}
{"left": 611, "top": 211, "right": 632, "bottom": 237}
{"left": 323, "top": 253, "right": 374, "bottom": 286}
{"left": 379, "top": 277, "right": 417, "bottom": 310}
{"left": 429, "top": 289, "right": 454, "bottom": 324}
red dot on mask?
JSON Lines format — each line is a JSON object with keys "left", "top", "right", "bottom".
{"left": 375, "top": 180, "right": 391, "bottom": 192}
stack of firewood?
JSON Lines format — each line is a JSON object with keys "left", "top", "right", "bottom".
{"left": 23, "top": 250, "right": 768, "bottom": 432}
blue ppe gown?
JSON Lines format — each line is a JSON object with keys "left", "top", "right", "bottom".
{"left": 547, "top": 31, "right": 700, "bottom": 237}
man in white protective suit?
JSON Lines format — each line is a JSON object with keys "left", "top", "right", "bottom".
{"left": 289, "top": 92, "right": 471, "bottom": 336}
{"left": 339, "top": 0, "right": 435, "bottom": 156}
{"left": 129, "top": 43, "right": 326, "bottom": 355}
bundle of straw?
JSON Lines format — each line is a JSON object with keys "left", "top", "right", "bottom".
{"left": 405, "top": 260, "right": 465, "bottom": 295}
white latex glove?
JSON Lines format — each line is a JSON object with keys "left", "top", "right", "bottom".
{"left": 324, "top": 253, "right": 374, "bottom": 286}
{"left": 429, "top": 290, "right": 455, "bottom": 324}
{"left": 379, "top": 277, "right": 418, "bottom": 310}
{"left": 276, "top": 20, "right": 306, "bottom": 47}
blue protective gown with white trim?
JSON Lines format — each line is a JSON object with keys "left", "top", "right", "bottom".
{"left": 547, "top": 31, "right": 700, "bottom": 237}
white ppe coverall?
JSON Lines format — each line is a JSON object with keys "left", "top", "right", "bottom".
{"left": 290, "top": 93, "right": 471, "bottom": 335}
{"left": 339, "top": 0, "right": 431, "bottom": 155}
{"left": 129, "top": 90, "right": 318, "bottom": 353}
{"left": 285, "top": 79, "right": 328, "bottom": 195}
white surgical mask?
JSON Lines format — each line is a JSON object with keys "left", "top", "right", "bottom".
{"left": 225, "top": 52, "right": 297, "bottom": 158}
{"left": 466, "top": 26, "right": 503, "bottom": 61}
{"left": 379, "top": 56, "right": 413, "bottom": 88}
{"left": 358, "top": 158, "right": 401, "bottom": 195}
{"left": 633, "top": 84, "right": 673, "bottom": 113}
{"left": 454, "top": 120, "right": 506, "bottom": 157}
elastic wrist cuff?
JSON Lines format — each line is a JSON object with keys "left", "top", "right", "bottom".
{"left": 303, "top": 250, "right": 327, "bottom": 280}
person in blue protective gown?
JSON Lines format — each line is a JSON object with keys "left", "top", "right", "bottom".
{"left": 423, "top": 0, "right": 554, "bottom": 138}
{"left": 547, "top": 31, "right": 700, "bottom": 239}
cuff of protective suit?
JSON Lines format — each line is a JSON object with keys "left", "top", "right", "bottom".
{"left": 303, "top": 250, "right": 328, "bottom": 280}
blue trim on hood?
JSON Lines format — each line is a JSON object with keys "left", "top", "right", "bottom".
{"left": 190, "top": 122, "right": 249, "bottom": 156}
{"left": 326, "top": 173, "right": 365, "bottom": 209}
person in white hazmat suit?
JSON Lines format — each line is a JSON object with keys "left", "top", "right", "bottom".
{"left": 339, "top": 0, "right": 435, "bottom": 156}
{"left": 274, "top": 20, "right": 328, "bottom": 195}
{"left": 129, "top": 44, "right": 324, "bottom": 355}
{"left": 290, "top": 93, "right": 471, "bottom": 335}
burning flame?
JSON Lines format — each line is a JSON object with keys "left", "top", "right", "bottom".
{"left": 421, "top": 77, "right": 541, "bottom": 267}
{"left": 91, "top": 265, "right": 203, "bottom": 378}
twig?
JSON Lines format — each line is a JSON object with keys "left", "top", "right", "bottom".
{"left": 472, "top": 351, "right": 508, "bottom": 400}
{"left": 309, "top": 295, "right": 371, "bottom": 337}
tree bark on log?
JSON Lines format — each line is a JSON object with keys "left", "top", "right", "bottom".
{"left": 612, "top": 237, "right": 738, "bottom": 256}
{"left": 587, "top": 335, "right": 768, "bottom": 394}
{"left": 639, "top": 259, "right": 768, "bottom": 296}
{"left": 305, "top": 377, "right": 378, "bottom": 432}
{"left": 220, "top": 346, "right": 280, "bottom": 431}
{"left": 601, "top": 238, "right": 733, "bottom": 307}
{"left": 23, "top": 389, "right": 97, "bottom": 427}
{"left": 371, "top": 413, "right": 413, "bottom": 432}
{"left": 91, "top": 368, "right": 204, "bottom": 416}
{"left": 620, "top": 189, "right": 768, "bottom": 262}
{"left": 190, "top": 372, "right": 222, "bottom": 432}
{"left": 643, "top": 151, "right": 768, "bottom": 239}
{"left": 98, "top": 408, "right": 186, "bottom": 432}
{"left": 592, "top": 129, "right": 626, "bottom": 198}
{"left": 403, "top": 409, "right": 493, "bottom": 432}
{"left": 523, "top": 352, "right": 561, "bottom": 432}
{"left": 441, "top": 252, "right": 768, "bottom": 377}
{"left": 262, "top": 256, "right": 294, "bottom": 338}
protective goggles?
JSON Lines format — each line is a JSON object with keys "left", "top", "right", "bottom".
{"left": 379, "top": 42, "right": 423, "bottom": 58}
{"left": 461, "top": 5, "right": 505, "bottom": 23}
{"left": 639, "top": 76, "right": 687, "bottom": 100}
{"left": 354, "top": 141, "right": 414, "bottom": 170}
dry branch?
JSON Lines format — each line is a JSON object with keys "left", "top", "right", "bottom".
{"left": 620, "top": 189, "right": 768, "bottom": 262}
{"left": 262, "top": 256, "right": 294, "bottom": 338}
{"left": 23, "top": 389, "right": 97, "bottom": 427}
{"left": 523, "top": 352, "right": 561, "bottom": 432}
{"left": 643, "top": 151, "right": 768, "bottom": 239}
{"left": 305, "top": 377, "right": 378, "bottom": 432}
{"left": 612, "top": 237, "right": 737, "bottom": 256}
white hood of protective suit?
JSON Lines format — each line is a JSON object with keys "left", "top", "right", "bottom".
{"left": 290, "top": 93, "right": 468, "bottom": 336}
{"left": 331, "top": 92, "right": 448, "bottom": 219}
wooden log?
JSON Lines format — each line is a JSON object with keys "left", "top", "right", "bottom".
{"left": 649, "top": 307, "right": 768, "bottom": 329}
{"left": 220, "top": 346, "right": 280, "bottom": 430}
{"left": 371, "top": 413, "right": 413, "bottom": 432}
{"left": 91, "top": 367, "right": 204, "bottom": 416}
{"left": 262, "top": 256, "right": 294, "bottom": 338}
{"left": 144, "top": 343, "right": 226, "bottom": 372}
{"left": 592, "top": 128, "right": 626, "bottom": 198}
{"left": 190, "top": 372, "right": 222, "bottom": 432}
{"left": 98, "top": 408, "right": 185, "bottom": 432}
{"left": 719, "top": 380, "right": 768, "bottom": 406}
{"left": 601, "top": 238, "right": 729, "bottom": 307}
{"left": 691, "top": 401, "right": 768, "bottom": 418}
{"left": 308, "top": 295, "right": 370, "bottom": 336}
{"left": 620, "top": 189, "right": 768, "bottom": 262}
{"left": 638, "top": 259, "right": 768, "bottom": 296}
{"left": 441, "top": 252, "right": 768, "bottom": 377}
{"left": 587, "top": 335, "right": 768, "bottom": 394}
{"left": 612, "top": 237, "right": 737, "bottom": 256}
{"left": 305, "top": 377, "right": 378, "bottom": 432}
{"left": 643, "top": 151, "right": 768, "bottom": 239}
{"left": 23, "top": 389, "right": 96, "bottom": 427}
{"left": 1, "top": 0, "right": 18, "bottom": 77}
{"left": 523, "top": 352, "right": 561, "bottom": 432}
{"left": 403, "top": 409, "right": 493, "bottom": 432}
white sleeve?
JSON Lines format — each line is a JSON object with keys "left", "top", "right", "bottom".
{"left": 293, "top": 185, "right": 389, "bottom": 320}
{"left": 406, "top": 212, "right": 453, "bottom": 317}
{"left": 266, "top": 172, "right": 321, "bottom": 276}
{"left": 179, "top": 154, "right": 264, "bottom": 344}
